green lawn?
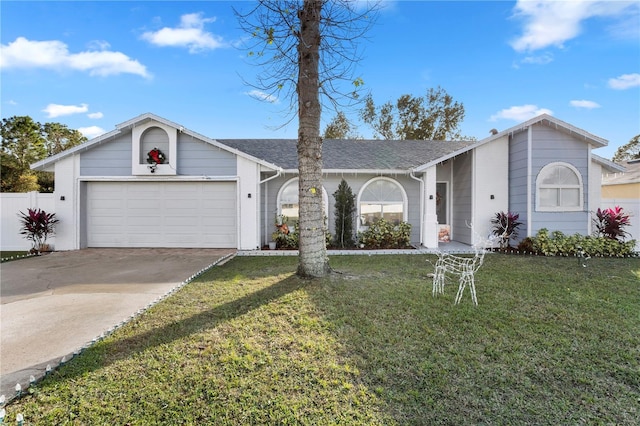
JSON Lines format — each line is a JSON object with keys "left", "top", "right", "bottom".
{"left": 0, "top": 251, "right": 29, "bottom": 262}
{"left": 5, "top": 255, "right": 640, "bottom": 424}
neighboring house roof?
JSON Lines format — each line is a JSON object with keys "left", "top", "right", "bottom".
{"left": 219, "top": 139, "right": 475, "bottom": 172}
{"left": 30, "top": 113, "right": 282, "bottom": 172}
{"left": 602, "top": 159, "right": 640, "bottom": 185}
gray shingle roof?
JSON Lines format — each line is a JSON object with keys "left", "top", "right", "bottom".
{"left": 219, "top": 139, "right": 475, "bottom": 170}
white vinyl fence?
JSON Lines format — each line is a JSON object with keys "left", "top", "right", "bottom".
{"left": 1, "top": 192, "right": 56, "bottom": 251}
{"left": 601, "top": 198, "right": 640, "bottom": 251}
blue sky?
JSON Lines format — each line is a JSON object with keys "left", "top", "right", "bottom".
{"left": 1, "top": 1, "right": 639, "bottom": 159}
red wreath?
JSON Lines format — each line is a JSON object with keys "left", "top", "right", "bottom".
{"left": 147, "top": 148, "right": 166, "bottom": 165}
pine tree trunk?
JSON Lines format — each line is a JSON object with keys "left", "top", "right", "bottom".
{"left": 296, "top": 0, "right": 330, "bottom": 277}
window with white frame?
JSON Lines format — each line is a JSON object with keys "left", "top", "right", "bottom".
{"left": 358, "top": 177, "right": 407, "bottom": 226}
{"left": 536, "top": 162, "right": 583, "bottom": 211}
{"left": 276, "top": 178, "right": 328, "bottom": 228}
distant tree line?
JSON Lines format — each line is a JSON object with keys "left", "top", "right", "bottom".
{"left": 323, "top": 86, "right": 473, "bottom": 141}
{"left": 1, "top": 116, "right": 87, "bottom": 192}
{"left": 612, "top": 134, "right": 640, "bottom": 163}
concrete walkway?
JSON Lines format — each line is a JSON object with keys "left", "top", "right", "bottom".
{"left": 0, "top": 248, "right": 234, "bottom": 398}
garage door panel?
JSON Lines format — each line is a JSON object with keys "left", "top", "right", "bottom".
{"left": 163, "top": 232, "right": 200, "bottom": 243}
{"left": 87, "top": 182, "right": 237, "bottom": 248}
{"left": 128, "top": 199, "right": 163, "bottom": 209}
{"left": 163, "top": 218, "right": 200, "bottom": 228}
{"left": 127, "top": 216, "right": 162, "bottom": 226}
{"left": 91, "top": 199, "right": 124, "bottom": 209}
{"left": 90, "top": 216, "right": 123, "bottom": 226}
{"left": 165, "top": 200, "right": 200, "bottom": 210}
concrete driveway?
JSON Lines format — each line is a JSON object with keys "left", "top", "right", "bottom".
{"left": 0, "top": 248, "right": 234, "bottom": 397}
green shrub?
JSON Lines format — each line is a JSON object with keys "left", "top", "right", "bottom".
{"left": 271, "top": 216, "right": 331, "bottom": 249}
{"left": 359, "top": 219, "right": 412, "bottom": 249}
{"left": 517, "top": 237, "right": 535, "bottom": 253}
{"left": 273, "top": 229, "right": 299, "bottom": 249}
{"left": 333, "top": 179, "right": 356, "bottom": 248}
{"left": 530, "top": 228, "right": 637, "bottom": 257}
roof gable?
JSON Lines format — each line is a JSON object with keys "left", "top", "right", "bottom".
{"left": 31, "top": 113, "right": 280, "bottom": 172}
{"left": 478, "top": 113, "right": 608, "bottom": 148}
{"left": 592, "top": 154, "right": 626, "bottom": 174}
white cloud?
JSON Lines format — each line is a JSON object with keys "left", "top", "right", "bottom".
{"left": 87, "top": 40, "right": 111, "bottom": 50}
{"left": 521, "top": 52, "right": 554, "bottom": 65}
{"left": 0, "top": 37, "right": 150, "bottom": 78}
{"left": 7, "top": 100, "right": 17, "bottom": 106}
{"left": 42, "top": 103, "right": 89, "bottom": 118}
{"left": 608, "top": 73, "right": 640, "bottom": 90}
{"left": 490, "top": 105, "right": 553, "bottom": 122}
{"left": 88, "top": 112, "right": 104, "bottom": 119}
{"left": 246, "top": 89, "right": 278, "bottom": 104}
{"left": 78, "top": 126, "right": 105, "bottom": 139}
{"left": 141, "top": 12, "right": 224, "bottom": 53}
{"left": 510, "top": 0, "right": 636, "bottom": 52}
{"left": 570, "top": 100, "right": 601, "bottom": 109}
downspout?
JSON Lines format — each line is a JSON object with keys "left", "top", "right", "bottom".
{"left": 471, "top": 149, "right": 476, "bottom": 246}
{"left": 409, "top": 169, "right": 424, "bottom": 246}
{"left": 587, "top": 148, "right": 592, "bottom": 234}
{"left": 527, "top": 126, "right": 533, "bottom": 237}
{"left": 260, "top": 168, "right": 283, "bottom": 246}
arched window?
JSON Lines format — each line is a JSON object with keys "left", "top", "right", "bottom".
{"left": 358, "top": 177, "right": 407, "bottom": 226}
{"left": 536, "top": 162, "right": 583, "bottom": 211}
{"left": 276, "top": 178, "right": 328, "bottom": 228}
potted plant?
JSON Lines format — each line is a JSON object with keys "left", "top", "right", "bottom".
{"left": 18, "top": 208, "right": 59, "bottom": 254}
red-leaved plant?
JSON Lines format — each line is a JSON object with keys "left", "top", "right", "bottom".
{"left": 491, "top": 211, "right": 523, "bottom": 249}
{"left": 593, "top": 206, "right": 631, "bottom": 241}
{"left": 18, "top": 208, "right": 59, "bottom": 253}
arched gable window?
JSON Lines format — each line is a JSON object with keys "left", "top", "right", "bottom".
{"left": 358, "top": 177, "right": 407, "bottom": 226}
{"left": 276, "top": 178, "right": 328, "bottom": 228}
{"left": 536, "top": 162, "right": 583, "bottom": 211}
{"left": 132, "top": 120, "right": 176, "bottom": 175}
{"left": 140, "top": 127, "right": 170, "bottom": 163}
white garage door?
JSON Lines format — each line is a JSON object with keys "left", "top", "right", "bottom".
{"left": 86, "top": 181, "right": 237, "bottom": 248}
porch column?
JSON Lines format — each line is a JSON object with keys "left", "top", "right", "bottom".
{"left": 423, "top": 166, "right": 438, "bottom": 248}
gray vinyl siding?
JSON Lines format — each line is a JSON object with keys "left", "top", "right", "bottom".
{"left": 80, "top": 133, "right": 132, "bottom": 176}
{"left": 262, "top": 173, "right": 421, "bottom": 246}
{"left": 530, "top": 124, "right": 590, "bottom": 235}
{"left": 80, "top": 131, "right": 237, "bottom": 177}
{"left": 508, "top": 129, "right": 529, "bottom": 232}
{"left": 508, "top": 124, "right": 592, "bottom": 239}
{"left": 530, "top": 212, "right": 589, "bottom": 236}
{"left": 451, "top": 153, "right": 473, "bottom": 244}
{"left": 177, "top": 135, "right": 236, "bottom": 176}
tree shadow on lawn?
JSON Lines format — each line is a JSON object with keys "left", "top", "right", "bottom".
{"left": 29, "top": 255, "right": 640, "bottom": 424}
{"left": 46, "top": 272, "right": 308, "bottom": 383}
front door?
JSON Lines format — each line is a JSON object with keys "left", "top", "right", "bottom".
{"left": 436, "top": 182, "right": 450, "bottom": 242}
